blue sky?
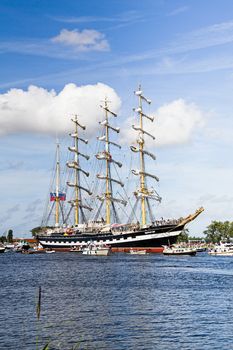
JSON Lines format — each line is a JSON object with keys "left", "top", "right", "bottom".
{"left": 1, "top": 0, "right": 233, "bottom": 237}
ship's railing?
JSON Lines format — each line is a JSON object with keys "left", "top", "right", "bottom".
{"left": 152, "top": 219, "right": 181, "bottom": 226}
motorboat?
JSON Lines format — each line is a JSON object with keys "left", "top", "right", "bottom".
{"left": 163, "top": 245, "right": 197, "bottom": 256}
{"left": 0, "top": 244, "right": 5, "bottom": 253}
{"left": 4, "top": 244, "right": 15, "bottom": 250}
{"left": 14, "top": 241, "right": 30, "bottom": 252}
{"left": 129, "top": 249, "right": 147, "bottom": 255}
{"left": 82, "top": 244, "right": 110, "bottom": 256}
{"left": 45, "top": 249, "right": 56, "bottom": 254}
{"left": 208, "top": 242, "right": 233, "bottom": 256}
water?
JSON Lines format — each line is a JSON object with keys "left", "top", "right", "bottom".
{"left": 1, "top": 252, "right": 233, "bottom": 350}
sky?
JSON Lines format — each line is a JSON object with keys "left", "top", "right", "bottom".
{"left": 1, "top": 0, "right": 233, "bottom": 238}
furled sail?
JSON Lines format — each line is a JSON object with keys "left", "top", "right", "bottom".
{"left": 68, "top": 147, "right": 90, "bottom": 160}
{"left": 134, "top": 89, "right": 152, "bottom": 104}
{"left": 95, "top": 152, "right": 122, "bottom": 167}
{"left": 66, "top": 182, "right": 92, "bottom": 195}
{"left": 99, "top": 120, "right": 120, "bottom": 133}
{"left": 130, "top": 146, "right": 156, "bottom": 160}
{"left": 68, "top": 200, "right": 93, "bottom": 211}
{"left": 97, "top": 136, "right": 121, "bottom": 149}
{"left": 97, "top": 195, "right": 127, "bottom": 206}
{"left": 71, "top": 118, "right": 86, "bottom": 130}
{"left": 132, "top": 125, "right": 155, "bottom": 140}
{"left": 131, "top": 169, "right": 159, "bottom": 182}
{"left": 97, "top": 174, "right": 124, "bottom": 187}
{"left": 134, "top": 189, "right": 162, "bottom": 202}
{"left": 133, "top": 108, "right": 154, "bottom": 122}
{"left": 66, "top": 161, "right": 89, "bottom": 177}
{"left": 69, "top": 133, "right": 88, "bottom": 144}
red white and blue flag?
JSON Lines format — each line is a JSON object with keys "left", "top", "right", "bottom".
{"left": 50, "top": 192, "right": 66, "bottom": 201}
{"left": 58, "top": 192, "right": 66, "bottom": 201}
{"left": 50, "top": 192, "right": 56, "bottom": 201}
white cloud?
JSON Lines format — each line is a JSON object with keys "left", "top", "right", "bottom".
{"left": 121, "top": 99, "right": 204, "bottom": 147}
{"left": 154, "top": 99, "right": 204, "bottom": 146}
{"left": 1, "top": 19, "right": 233, "bottom": 69}
{"left": 0, "top": 83, "right": 121, "bottom": 137}
{"left": 167, "top": 6, "right": 189, "bottom": 17}
{"left": 164, "top": 21, "right": 233, "bottom": 54}
{"left": 49, "top": 11, "right": 143, "bottom": 24}
{"left": 51, "top": 29, "right": 109, "bottom": 52}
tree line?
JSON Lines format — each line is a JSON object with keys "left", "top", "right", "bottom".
{"left": 179, "top": 221, "right": 233, "bottom": 243}
{"left": 203, "top": 221, "right": 233, "bottom": 243}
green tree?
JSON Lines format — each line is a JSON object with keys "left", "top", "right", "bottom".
{"left": 7, "top": 229, "right": 13, "bottom": 243}
{"left": 0, "top": 236, "right": 7, "bottom": 243}
{"left": 203, "top": 221, "right": 233, "bottom": 243}
{"left": 177, "top": 228, "right": 189, "bottom": 243}
{"left": 31, "top": 226, "right": 53, "bottom": 237}
{"left": 188, "top": 236, "right": 205, "bottom": 242}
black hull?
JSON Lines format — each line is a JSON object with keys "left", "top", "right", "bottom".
{"left": 37, "top": 224, "right": 184, "bottom": 250}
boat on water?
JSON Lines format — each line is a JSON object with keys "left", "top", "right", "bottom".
{"left": 45, "top": 249, "right": 56, "bottom": 254}
{"left": 129, "top": 249, "right": 147, "bottom": 255}
{"left": 4, "top": 244, "right": 15, "bottom": 250}
{"left": 37, "top": 87, "right": 204, "bottom": 252}
{"left": 163, "top": 245, "right": 197, "bottom": 256}
{"left": 82, "top": 244, "right": 110, "bottom": 256}
{"left": 14, "top": 241, "right": 30, "bottom": 252}
{"left": 208, "top": 242, "right": 233, "bottom": 256}
{"left": 0, "top": 244, "right": 5, "bottom": 253}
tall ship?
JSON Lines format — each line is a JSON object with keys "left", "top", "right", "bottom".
{"left": 37, "top": 87, "right": 204, "bottom": 252}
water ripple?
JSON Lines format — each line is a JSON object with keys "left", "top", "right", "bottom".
{"left": 0, "top": 252, "right": 233, "bottom": 349}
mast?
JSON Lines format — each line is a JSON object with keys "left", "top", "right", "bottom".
{"left": 138, "top": 88, "right": 146, "bottom": 225}
{"left": 131, "top": 85, "right": 161, "bottom": 226}
{"left": 74, "top": 117, "right": 79, "bottom": 224}
{"left": 105, "top": 100, "right": 111, "bottom": 224}
{"left": 96, "top": 98, "right": 126, "bottom": 224}
{"left": 46, "top": 141, "right": 66, "bottom": 228}
{"left": 55, "top": 141, "right": 60, "bottom": 227}
{"left": 67, "top": 115, "right": 92, "bottom": 225}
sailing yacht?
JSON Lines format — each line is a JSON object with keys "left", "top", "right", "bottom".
{"left": 37, "top": 87, "right": 204, "bottom": 252}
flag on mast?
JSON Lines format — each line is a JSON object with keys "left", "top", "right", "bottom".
{"left": 50, "top": 192, "right": 66, "bottom": 201}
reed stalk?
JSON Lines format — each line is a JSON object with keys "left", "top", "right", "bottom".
{"left": 35, "top": 286, "right": 82, "bottom": 350}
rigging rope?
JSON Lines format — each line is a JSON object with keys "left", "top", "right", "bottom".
{"left": 127, "top": 198, "right": 139, "bottom": 224}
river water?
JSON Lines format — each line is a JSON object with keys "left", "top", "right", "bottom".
{"left": 1, "top": 251, "right": 233, "bottom": 349}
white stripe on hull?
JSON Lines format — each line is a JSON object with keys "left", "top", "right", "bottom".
{"left": 39, "top": 230, "right": 181, "bottom": 248}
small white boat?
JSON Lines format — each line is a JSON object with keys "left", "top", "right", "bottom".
{"left": 208, "top": 242, "right": 233, "bottom": 256}
{"left": 82, "top": 244, "right": 110, "bottom": 256}
{"left": 163, "top": 245, "right": 197, "bottom": 256}
{"left": 4, "top": 244, "right": 15, "bottom": 250}
{"left": 0, "top": 245, "right": 5, "bottom": 253}
{"left": 45, "top": 249, "right": 56, "bottom": 254}
{"left": 129, "top": 249, "right": 147, "bottom": 255}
